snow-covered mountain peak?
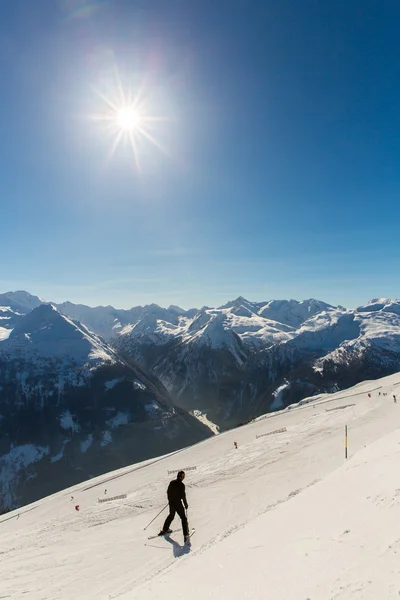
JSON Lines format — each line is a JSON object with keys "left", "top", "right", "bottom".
{"left": 381, "top": 301, "right": 400, "bottom": 316}
{"left": 228, "top": 304, "right": 255, "bottom": 318}
{"left": 5, "top": 289, "right": 44, "bottom": 305}
{"left": 221, "top": 295, "right": 249, "bottom": 306}
{"left": 368, "top": 298, "right": 392, "bottom": 306}
{"left": 0, "top": 290, "right": 44, "bottom": 314}
{"left": 10, "top": 303, "right": 61, "bottom": 335}
{"left": 357, "top": 298, "right": 400, "bottom": 315}
{"left": 4, "top": 304, "right": 116, "bottom": 364}
{"left": 188, "top": 313, "right": 242, "bottom": 351}
{"left": 258, "top": 298, "right": 335, "bottom": 327}
{"left": 220, "top": 296, "right": 258, "bottom": 314}
{"left": 187, "top": 309, "right": 213, "bottom": 333}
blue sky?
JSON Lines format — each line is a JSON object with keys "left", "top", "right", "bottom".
{"left": 1, "top": 0, "right": 400, "bottom": 309}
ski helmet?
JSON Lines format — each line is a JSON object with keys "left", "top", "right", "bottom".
{"left": 177, "top": 470, "right": 185, "bottom": 480}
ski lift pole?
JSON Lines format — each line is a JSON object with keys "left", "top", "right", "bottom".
{"left": 143, "top": 503, "right": 169, "bottom": 531}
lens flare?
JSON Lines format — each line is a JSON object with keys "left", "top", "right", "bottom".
{"left": 89, "top": 66, "right": 170, "bottom": 171}
{"left": 64, "top": 1, "right": 108, "bottom": 22}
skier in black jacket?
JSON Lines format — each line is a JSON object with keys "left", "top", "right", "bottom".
{"left": 159, "top": 470, "right": 189, "bottom": 540}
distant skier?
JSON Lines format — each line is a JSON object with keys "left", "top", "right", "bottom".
{"left": 159, "top": 470, "right": 189, "bottom": 541}
{"left": 394, "top": 395, "right": 397, "bottom": 403}
{"left": 234, "top": 441, "right": 238, "bottom": 449}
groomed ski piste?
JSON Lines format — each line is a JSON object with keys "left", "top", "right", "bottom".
{"left": 3, "top": 373, "right": 400, "bottom": 599}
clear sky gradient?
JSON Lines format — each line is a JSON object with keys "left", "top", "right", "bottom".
{"left": 1, "top": 0, "right": 400, "bottom": 309}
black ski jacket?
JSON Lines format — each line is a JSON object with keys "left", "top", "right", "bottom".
{"left": 167, "top": 478, "right": 188, "bottom": 509}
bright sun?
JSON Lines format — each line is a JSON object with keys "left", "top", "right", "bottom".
{"left": 89, "top": 68, "right": 169, "bottom": 171}
{"left": 116, "top": 106, "right": 141, "bottom": 132}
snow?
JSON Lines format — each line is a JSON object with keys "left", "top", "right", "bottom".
{"left": 107, "top": 412, "right": 130, "bottom": 428}
{"left": 0, "top": 445, "right": 49, "bottom": 508}
{"left": 0, "top": 303, "right": 117, "bottom": 366}
{"left": 54, "top": 301, "right": 149, "bottom": 341}
{"left": 50, "top": 441, "right": 68, "bottom": 463}
{"left": 0, "top": 326, "right": 11, "bottom": 340}
{"left": 144, "top": 400, "right": 161, "bottom": 416}
{"left": 3, "top": 372, "right": 400, "bottom": 598}
{"left": 357, "top": 310, "right": 400, "bottom": 351}
{"left": 258, "top": 298, "right": 335, "bottom": 327}
{"left": 191, "top": 409, "right": 220, "bottom": 434}
{"left": 139, "top": 430, "right": 400, "bottom": 600}
{"left": 80, "top": 434, "right": 93, "bottom": 454}
{"left": 0, "top": 290, "right": 43, "bottom": 313}
{"left": 182, "top": 313, "right": 247, "bottom": 365}
{"left": 3, "top": 292, "right": 400, "bottom": 366}
{"left": 88, "top": 346, "right": 114, "bottom": 361}
{"left": 59, "top": 410, "right": 81, "bottom": 433}
{"left": 111, "top": 297, "right": 354, "bottom": 365}
{"left": 133, "top": 380, "right": 146, "bottom": 391}
{"left": 35, "top": 292, "right": 400, "bottom": 377}
{"left": 167, "top": 305, "right": 187, "bottom": 316}
{"left": 115, "top": 299, "right": 333, "bottom": 357}
{"left": 270, "top": 380, "right": 290, "bottom": 410}
{"left": 1, "top": 444, "right": 49, "bottom": 473}
{"left": 105, "top": 378, "right": 123, "bottom": 391}
{"left": 100, "top": 430, "right": 112, "bottom": 446}
{"left": 0, "top": 304, "right": 123, "bottom": 407}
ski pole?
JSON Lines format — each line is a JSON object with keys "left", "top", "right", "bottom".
{"left": 143, "top": 503, "right": 168, "bottom": 531}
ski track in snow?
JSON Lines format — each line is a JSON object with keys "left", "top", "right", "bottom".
{"left": 2, "top": 373, "right": 400, "bottom": 598}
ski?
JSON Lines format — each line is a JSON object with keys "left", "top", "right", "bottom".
{"left": 147, "top": 529, "right": 177, "bottom": 540}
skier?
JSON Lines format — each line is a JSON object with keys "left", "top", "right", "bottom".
{"left": 234, "top": 441, "right": 238, "bottom": 449}
{"left": 394, "top": 395, "right": 397, "bottom": 403}
{"left": 159, "top": 470, "right": 190, "bottom": 541}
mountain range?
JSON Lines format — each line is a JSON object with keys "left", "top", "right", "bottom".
{"left": 1, "top": 289, "right": 400, "bottom": 511}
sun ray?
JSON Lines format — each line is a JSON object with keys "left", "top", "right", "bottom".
{"left": 88, "top": 113, "right": 115, "bottom": 122}
{"left": 131, "top": 74, "right": 150, "bottom": 111}
{"left": 91, "top": 86, "right": 119, "bottom": 112}
{"left": 107, "top": 128, "right": 124, "bottom": 160}
{"left": 113, "top": 64, "right": 127, "bottom": 107}
{"left": 136, "top": 126, "right": 171, "bottom": 157}
{"left": 143, "top": 116, "right": 172, "bottom": 123}
{"left": 90, "top": 71, "right": 171, "bottom": 169}
{"left": 129, "top": 130, "right": 141, "bottom": 173}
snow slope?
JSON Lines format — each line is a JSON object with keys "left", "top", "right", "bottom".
{"left": 2, "top": 372, "right": 400, "bottom": 599}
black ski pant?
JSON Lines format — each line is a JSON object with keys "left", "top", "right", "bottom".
{"left": 163, "top": 503, "right": 189, "bottom": 536}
